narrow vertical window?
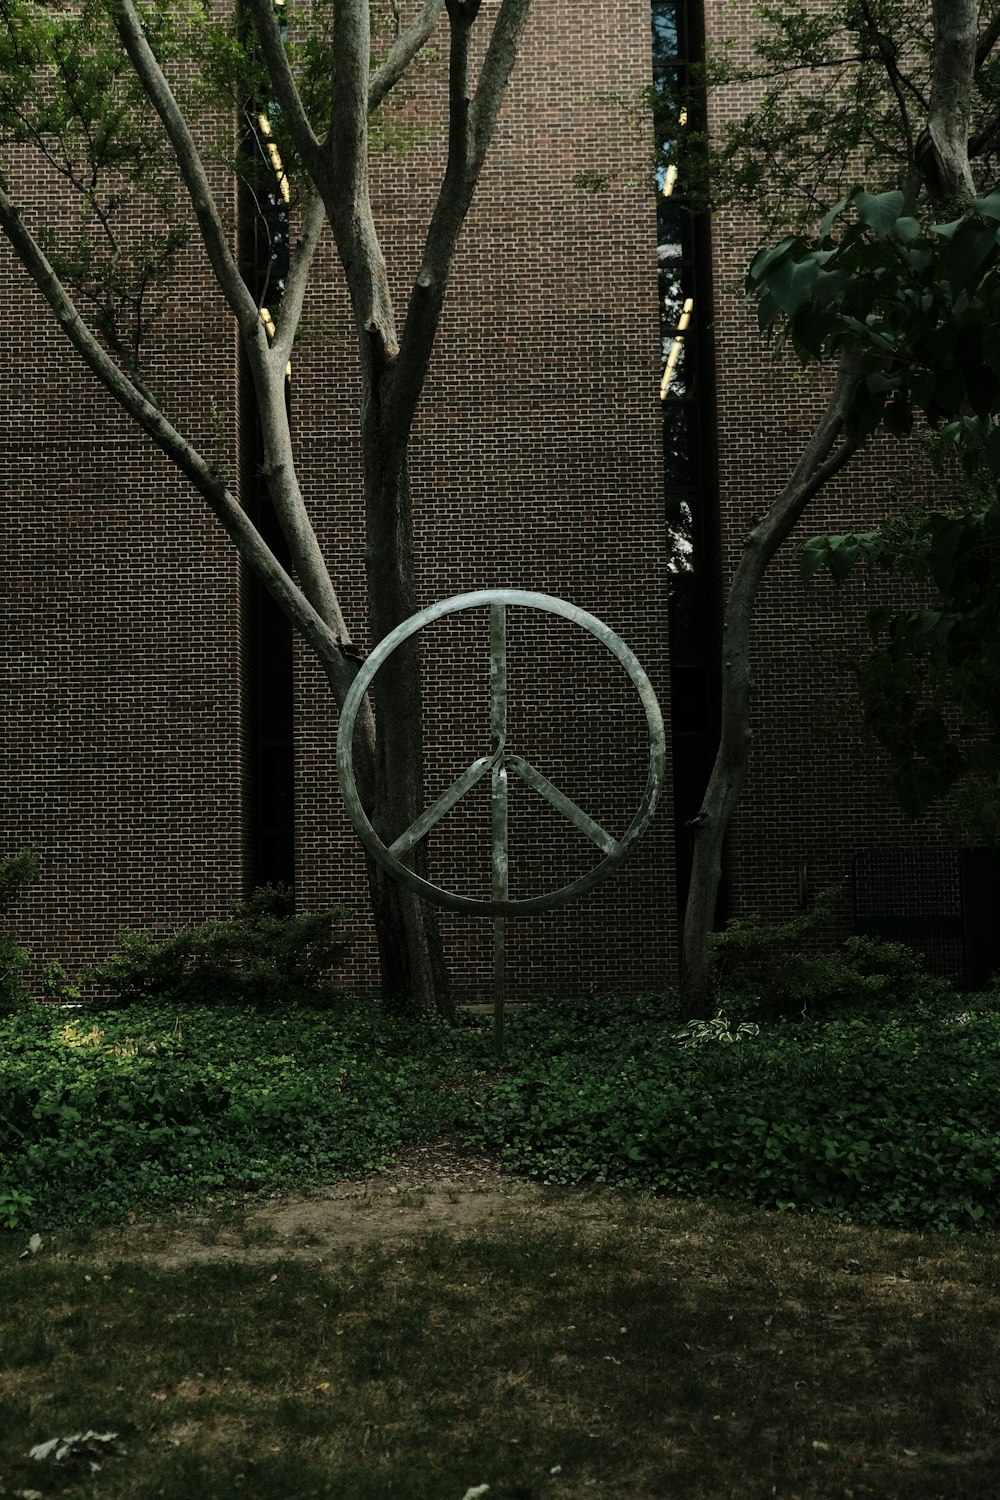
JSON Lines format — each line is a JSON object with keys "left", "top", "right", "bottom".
{"left": 652, "top": 0, "right": 722, "bottom": 918}
{"left": 239, "top": 13, "right": 296, "bottom": 892}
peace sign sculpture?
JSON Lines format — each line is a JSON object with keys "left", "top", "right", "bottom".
{"left": 337, "top": 589, "right": 666, "bottom": 915}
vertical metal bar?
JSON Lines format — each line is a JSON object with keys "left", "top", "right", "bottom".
{"left": 492, "top": 767, "right": 508, "bottom": 1059}
{"left": 490, "top": 600, "right": 507, "bottom": 746}
{"left": 493, "top": 918, "right": 506, "bottom": 1058}
{"left": 490, "top": 600, "right": 508, "bottom": 1058}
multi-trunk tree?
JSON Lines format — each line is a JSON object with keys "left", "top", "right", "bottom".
{"left": 0, "top": 0, "right": 533, "bottom": 1017}
{"left": 676, "top": 0, "right": 1000, "bottom": 1014}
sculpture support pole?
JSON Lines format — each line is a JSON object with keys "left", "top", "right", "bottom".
{"left": 490, "top": 601, "right": 509, "bottom": 1058}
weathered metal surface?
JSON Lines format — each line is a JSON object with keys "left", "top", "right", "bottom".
{"left": 388, "top": 755, "right": 494, "bottom": 860}
{"left": 336, "top": 589, "right": 666, "bottom": 919}
{"left": 505, "top": 753, "right": 617, "bottom": 855}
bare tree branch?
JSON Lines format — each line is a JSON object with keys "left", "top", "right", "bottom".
{"left": 111, "top": 0, "right": 263, "bottom": 344}
{"left": 0, "top": 175, "right": 358, "bottom": 705}
{"left": 370, "top": 0, "right": 445, "bottom": 111}
{"left": 113, "top": 0, "right": 360, "bottom": 643}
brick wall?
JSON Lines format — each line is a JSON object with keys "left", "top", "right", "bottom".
{"left": 0, "top": 2, "right": 675, "bottom": 1000}
{"left": 0, "top": 236, "right": 245, "bottom": 969}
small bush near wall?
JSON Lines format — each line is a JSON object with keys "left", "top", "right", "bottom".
{"left": 0, "top": 850, "right": 39, "bottom": 1014}
{"left": 712, "top": 894, "right": 954, "bottom": 1021}
{"left": 84, "top": 886, "right": 350, "bottom": 1009}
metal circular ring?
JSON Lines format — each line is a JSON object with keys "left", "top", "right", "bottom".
{"left": 336, "top": 589, "right": 665, "bottom": 916}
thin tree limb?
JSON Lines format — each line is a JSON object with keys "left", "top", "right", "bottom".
{"left": 370, "top": 0, "right": 445, "bottom": 111}
{"left": 271, "top": 190, "right": 325, "bottom": 370}
{"left": 385, "top": 0, "right": 532, "bottom": 461}
{"left": 857, "top": 0, "right": 916, "bottom": 160}
{"left": 111, "top": 0, "right": 263, "bottom": 344}
{"left": 467, "top": 0, "right": 532, "bottom": 166}
{"left": 976, "top": 6, "right": 1000, "bottom": 66}
{"left": 681, "top": 351, "right": 864, "bottom": 1015}
{"left": 246, "top": 0, "right": 326, "bottom": 177}
{"left": 0, "top": 176, "right": 356, "bottom": 704}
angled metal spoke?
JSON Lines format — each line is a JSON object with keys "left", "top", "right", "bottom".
{"left": 388, "top": 754, "right": 495, "bottom": 859}
{"left": 506, "top": 752, "right": 618, "bottom": 855}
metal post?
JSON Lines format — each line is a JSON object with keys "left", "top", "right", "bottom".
{"left": 490, "top": 601, "right": 508, "bottom": 1058}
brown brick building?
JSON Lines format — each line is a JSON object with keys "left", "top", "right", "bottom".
{"left": 0, "top": 1, "right": 983, "bottom": 998}
{"left": 1, "top": 2, "right": 674, "bottom": 1002}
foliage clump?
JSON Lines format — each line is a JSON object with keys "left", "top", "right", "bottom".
{"left": 805, "top": 471, "right": 1000, "bottom": 838}
{"left": 85, "top": 885, "right": 350, "bottom": 1009}
{"left": 711, "top": 887, "right": 953, "bottom": 1021}
{"left": 0, "top": 1002, "right": 483, "bottom": 1230}
{"left": 464, "top": 978, "right": 1000, "bottom": 1233}
{"left": 0, "top": 850, "right": 39, "bottom": 1014}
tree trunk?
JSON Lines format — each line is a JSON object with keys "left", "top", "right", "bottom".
{"left": 366, "top": 857, "right": 451, "bottom": 1017}
{"left": 680, "top": 357, "right": 862, "bottom": 1018}
{"left": 679, "top": 0, "right": 981, "bottom": 1018}
{"left": 363, "top": 423, "right": 452, "bottom": 1019}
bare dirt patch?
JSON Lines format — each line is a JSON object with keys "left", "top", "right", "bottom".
{"left": 62, "top": 1139, "right": 687, "bottom": 1271}
{"left": 72, "top": 1141, "right": 552, "bottom": 1269}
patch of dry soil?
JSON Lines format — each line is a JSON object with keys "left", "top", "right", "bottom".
{"left": 99, "top": 1142, "right": 576, "bottom": 1269}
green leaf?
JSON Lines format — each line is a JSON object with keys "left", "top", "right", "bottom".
{"left": 985, "top": 424, "right": 1000, "bottom": 475}
{"left": 827, "top": 539, "right": 860, "bottom": 582}
{"left": 884, "top": 393, "right": 913, "bottom": 437}
{"left": 890, "top": 216, "right": 922, "bottom": 246}
{"left": 818, "top": 194, "right": 850, "bottom": 239}
{"left": 746, "top": 236, "right": 800, "bottom": 287}
{"left": 867, "top": 606, "right": 893, "bottom": 642}
{"left": 866, "top": 370, "right": 901, "bottom": 394}
{"left": 944, "top": 220, "right": 1000, "bottom": 293}
{"left": 854, "top": 189, "right": 905, "bottom": 238}
{"left": 801, "top": 536, "right": 832, "bottom": 584}
{"left": 768, "top": 253, "right": 822, "bottom": 314}
{"left": 972, "top": 190, "right": 1000, "bottom": 222}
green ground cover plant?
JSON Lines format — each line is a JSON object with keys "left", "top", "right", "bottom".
{"left": 0, "top": 1004, "right": 487, "bottom": 1231}
{"left": 464, "top": 990, "right": 1000, "bottom": 1232}
{"left": 2, "top": 933, "right": 998, "bottom": 1235}
{"left": 1, "top": 1197, "right": 997, "bottom": 1499}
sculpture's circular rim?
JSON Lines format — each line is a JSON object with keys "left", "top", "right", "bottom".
{"left": 336, "top": 589, "right": 666, "bottom": 916}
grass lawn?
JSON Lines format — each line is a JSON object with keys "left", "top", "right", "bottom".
{"left": 2, "top": 1184, "right": 999, "bottom": 1499}
{"left": 2, "top": 988, "right": 1000, "bottom": 1496}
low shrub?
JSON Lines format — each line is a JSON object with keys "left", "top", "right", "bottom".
{"left": 713, "top": 888, "right": 953, "bottom": 1020}
{"left": 0, "top": 850, "right": 39, "bottom": 1014}
{"left": 84, "top": 885, "right": 350, "bottom": 1008}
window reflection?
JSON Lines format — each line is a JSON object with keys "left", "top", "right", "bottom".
{"left": 652, "top": 0, "right": 697, "bottom": 573}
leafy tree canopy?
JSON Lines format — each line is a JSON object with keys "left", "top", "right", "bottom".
{"left": 664, "top": 0, "right": 1000, "bottom": 232}
{"left": 803, "top": 475, "right": 1000, "bottom": 840}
